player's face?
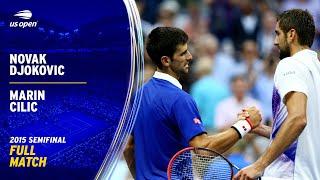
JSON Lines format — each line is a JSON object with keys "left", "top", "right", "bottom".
{"left": 170, "top": 43, "right": 193, "bottom": 77}
{"left": 274, "top": 22, "right": 291, "bottom": 59}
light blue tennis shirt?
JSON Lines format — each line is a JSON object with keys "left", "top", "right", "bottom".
{"left": 132, "top": 71, "right": 206, "bottom": 180}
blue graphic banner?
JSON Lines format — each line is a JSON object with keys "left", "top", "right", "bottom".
{"left": 0, "top": 0, "right": 142, "bottom": 179}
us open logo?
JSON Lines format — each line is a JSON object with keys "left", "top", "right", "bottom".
{"left": 9, "top": 10, "right": 38, "bottom": 28}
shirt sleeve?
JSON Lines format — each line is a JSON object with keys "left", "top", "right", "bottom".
{"left": 172, "top": 94, "right": 206, "bottom": 143}
{"left": 274, "top": 59, "right": 309, "bottom": 102}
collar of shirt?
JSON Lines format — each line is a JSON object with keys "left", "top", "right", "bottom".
{"left": 292, "top": 49, "right": 318, "bottom": 59}
{"left": 153, "top": 71, "right": 182, "bottom": 89}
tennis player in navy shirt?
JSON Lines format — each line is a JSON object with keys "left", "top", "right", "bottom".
{"left": 124, "top": 27, "right": 262, "bottom": 180}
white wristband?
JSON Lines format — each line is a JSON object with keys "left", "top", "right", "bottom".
{"left": 232, "top": 120, "right": 252, "bottom": 138}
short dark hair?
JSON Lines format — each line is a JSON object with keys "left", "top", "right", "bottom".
{"left": 277, "top": 9, "right": 315, "bottom": 47}
{"left": 146, "top": 27, "right": 188, "bottom": 69}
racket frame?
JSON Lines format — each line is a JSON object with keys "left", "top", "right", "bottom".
{"left": 167, "top": 147, "right": 240, "bottom": 180}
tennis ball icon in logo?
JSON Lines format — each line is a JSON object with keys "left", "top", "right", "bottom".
{"left": 14, "top": 10, "right": 32, "bottom": 19}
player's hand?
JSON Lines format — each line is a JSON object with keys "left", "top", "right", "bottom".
{"left": 250, "top": 123, "right": 263, "bottom": 134}
{"left": 233, "top": 163, "right": 263, "bottom": 180}
{"left": 237, "top": 111, "right": 249, "bottom": 120}
{"left": 243, "top": 107, "right": 262, "bottom": 129}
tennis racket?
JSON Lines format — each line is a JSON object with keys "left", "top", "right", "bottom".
{"left": 167, "top": 147, "right": 240, "bottom": 180}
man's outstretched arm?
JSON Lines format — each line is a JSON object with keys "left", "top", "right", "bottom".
{"left": 234, "top": 91, "right": 307, "bottom": 180}
{"left": 190, "top": 107, "right": 262, "bottom": 154}
{"left": 189, "top": 128, "right": 241, "bottom": 154}
{"left": 251, "top": 124, "right": 272, "bottom": 138}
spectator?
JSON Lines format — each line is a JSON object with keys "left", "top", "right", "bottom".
{"left": 136, "top": 0, "right": 154, "bottom": 38}
{"left": 194, "top": 33, "right": 237, "bottom": 87}
{"left": 257, "top": 10, "right": 277, "bottom": 57}
{"left": 154, "top": 0, "right": 180, "bottom": 27}
{"left": 190, "top": 57, "right": 229, "bottom": 132}
{"left": 252, "top": 51, "right": 280, "bottom": 123}
{"left": 206, "top": 0, "right": 239, "bottom": 41}
{"left": 215, "top": 75, "right": 263, "bottom": 130}
{"left": 215, "top": 75, "right": 268, "bottom": 165}
{"left": 178, "top": 1, "right": 209, "bottom": 42}
{"left": 232, "top": 0, "right": 261, "bottom": 51}
{"left": 235, "top": 40, "right": 263, "bottom": 91}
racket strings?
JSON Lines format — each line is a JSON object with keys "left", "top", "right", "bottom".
{"left": 170, "top": 149, "right": 232, "bottom": 180}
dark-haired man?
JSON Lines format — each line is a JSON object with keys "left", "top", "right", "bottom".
{"left": 234, "top": 9, "right": 320, "bottom": 180}
{"left": 124, "top": 27, "right": 262, "bottom": 179}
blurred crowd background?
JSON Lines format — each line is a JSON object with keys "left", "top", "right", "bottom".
{"left": 113, "top": 0, "right": 320, "bottom": 179}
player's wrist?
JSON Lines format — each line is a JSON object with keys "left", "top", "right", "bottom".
{"left": 231, "top": 120, "right": 252, "bottom": 138}
{"left": 254, "top": 159, "right": 268, "bottom": 171}
{"left": 245, "top": 117, "right": 253, "bottom": 129}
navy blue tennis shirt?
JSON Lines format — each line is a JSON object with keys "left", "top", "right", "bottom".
{"left": 132, "top": 71, "right": 206, "bottom": 179}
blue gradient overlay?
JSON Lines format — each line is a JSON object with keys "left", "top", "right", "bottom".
{"left": 0, "top": 0, "right": 133, "bottom": 179}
